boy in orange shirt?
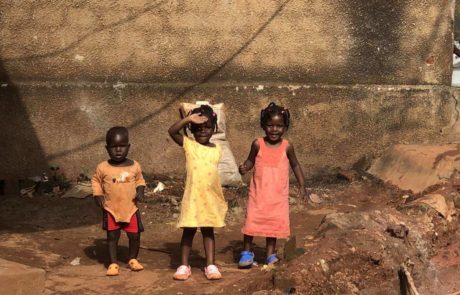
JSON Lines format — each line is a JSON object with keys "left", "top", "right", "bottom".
{"left": 92, "top": 126, "right": 146, "bottom": 276}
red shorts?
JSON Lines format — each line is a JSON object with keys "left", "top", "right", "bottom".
{"left": 102, "top": 210, "right": 144, "bottom": 233}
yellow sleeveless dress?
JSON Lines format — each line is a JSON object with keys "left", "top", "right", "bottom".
{"left": 177, "top": 136, "right": 228, "bottom": 228}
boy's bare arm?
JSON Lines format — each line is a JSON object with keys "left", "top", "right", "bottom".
{"left": 135, "top": 185, "right": 145, "bottom": 203}
{"left": 239, "top": 139, "right": 259, "bottom": 175}
{"left": 94, "top": 195, "right": 105, "bottom": 207}
{"left": 286, "top": 143, "right": 306, "bottom": 200}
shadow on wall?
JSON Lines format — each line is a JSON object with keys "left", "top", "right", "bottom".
{"left": 44, "top": 0, "right": 292, "bottom": 162}
{"left": 340, "top": 1, "right": 447, "bottom": 84}
{"left": 340, "top": 0, "right": 405, "bottom": 84}
{"left": 0, "top": 59, "right": 49, "bottom": 193}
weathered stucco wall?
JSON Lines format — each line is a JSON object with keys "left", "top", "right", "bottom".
{"left": 0, "top": 0, "right": 456, "bottom": 190}
{"left": 0, "top": 0, "right": 453, "bottom": 84}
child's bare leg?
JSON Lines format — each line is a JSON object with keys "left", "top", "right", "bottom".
{"left": 107, "top": 229, "right": 121, "bottom": 263}
{"left": 266, "top": 237, "right": 277, "bottom": 257}
{"left": 201, "top": 227, "right": 215, "bottom": 266}
{"left": 180, "top": 227, "right": 197, "bottom": 266}
{"left": 243, "top": 234, "right": 253, "bottom": 251}
{"left": 127, "top": 232, "right": 140, "bottom": 260}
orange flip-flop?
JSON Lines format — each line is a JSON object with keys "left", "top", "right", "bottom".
{"left": 106, "top": 263, "right": 119, "bottom": 276}
{"left": 128, "top": 259, "right": 144, "bottom": 271}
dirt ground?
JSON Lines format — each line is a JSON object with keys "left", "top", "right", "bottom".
{"left": 0, "top": 175, "right": 459, "bottom": 295}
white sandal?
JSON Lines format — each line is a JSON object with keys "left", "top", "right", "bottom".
{"left": 173, "top": 265, "right": 191, "bottom": 281}
{"left": 204, "top": 264, "right": 222, "bottom": 280}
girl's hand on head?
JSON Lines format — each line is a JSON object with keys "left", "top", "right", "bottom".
{"left": 189, "top": 113, "right": 208, "bottom": 124}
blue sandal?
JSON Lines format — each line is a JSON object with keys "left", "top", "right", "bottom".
{"left": 266, "top": 254, "right": 279, "bottom": 265}
{"left": 238, "top": 251, "right": 254, "bottom": 268}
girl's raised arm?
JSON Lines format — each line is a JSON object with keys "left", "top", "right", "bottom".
{"left": 239, "top": 139, "right": 260, "bottom": 175}
{"left": 168, "top": 113, "right": 208, "bottom": 146}
{"left": 286, "top": 143, "right": 306, "bottom": 200}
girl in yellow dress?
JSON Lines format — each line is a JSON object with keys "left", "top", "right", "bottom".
{"left": 168, "top": 105, "right": 228, "bottom": 281}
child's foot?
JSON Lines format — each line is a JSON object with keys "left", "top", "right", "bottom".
{"left": 173, "top": 265, "right": 192, "bottom": 281}
{"left": 238, "top": 251, "right": 254, "bottom": 268}
{"left": 106, "top": 263, "right": 119, "bottom": 276}
{"left": 128, "top": 258, "right": 144, "bottom": 271}
{"left": 204, "top": 264, "right": 222, "bottom": 280}
{"left": 266, "top": 254, "right": 279, "bottom": 265}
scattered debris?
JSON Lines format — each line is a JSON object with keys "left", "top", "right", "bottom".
{"left": 20, "top": 187, "right": 34, "bottom": 198}
{"left": 70, "top": 257, "right": 81, "bottom": 266}
{"left": 319, "top": 259, "right": 329, "bottom": 273}
{"left": 153, "top": 182, "right": 165, "bottom": 193}
{"left": 61, "top": 183, "right": 92, "bottom": 199}
{"left": 261, "top": 264, "right": 275, "bottom": 271}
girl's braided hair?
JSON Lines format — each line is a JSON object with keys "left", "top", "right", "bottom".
{"left": 186, "top": 104, "right": 218, "bottom": 134}
{"left": 260, "top": 102, "right": 290, "bottom": 129}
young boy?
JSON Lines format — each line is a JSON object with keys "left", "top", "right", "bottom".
{"left": 91, "top": 126, "right": 146, "bottom": 276}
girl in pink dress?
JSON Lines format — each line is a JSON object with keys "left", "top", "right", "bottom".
{"left": 238, "top": 102, "right": 306, "bottom": 267}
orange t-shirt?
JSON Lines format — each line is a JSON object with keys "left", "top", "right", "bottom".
{"left": 91, "top": 160, "right": 146, "bottom": 223}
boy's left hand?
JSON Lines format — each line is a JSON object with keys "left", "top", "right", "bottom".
{"left": 134, "top": 186, "right": 145, "bottom": 205}
{"left": 134, "top": 192, "right": 144, "bottom": 204}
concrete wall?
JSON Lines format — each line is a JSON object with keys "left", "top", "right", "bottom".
{"left": 0, "top": 0, "right": 456, "bottom": 189}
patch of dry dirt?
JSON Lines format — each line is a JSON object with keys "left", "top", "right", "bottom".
{"left": 0, "top": 176, "right": 458, "bottom": 294}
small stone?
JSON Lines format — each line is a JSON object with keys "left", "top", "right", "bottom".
{"left": 309, "top": 193, "right": 322, "bottom": 204}
{"left": 170, "top": 197, "right": 178, "bottom": 206}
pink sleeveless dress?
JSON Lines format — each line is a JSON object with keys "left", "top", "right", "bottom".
{"left": 241, "top": 138, "right": 290, "bottom": 238}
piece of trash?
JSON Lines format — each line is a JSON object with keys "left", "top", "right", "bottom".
{"left": 28, "top": 176, "right": 42, "bottom": 182}
{"left": 70, "top": 257, "right": 81, "bottom": 266}
{"left": 20, "top": 187, "right": 35, "bottom": 198}
{"left": 319, "top": 259, "right": 329, "bottom": 273}
{"left": 61, "top": 183, "right": 92, "bottom": 199}
{"left": 252, "top": 261, "right": 258, "bottom": 266}
{"left": 309, "top": 193, "right": 322, "bottom": 204}
{"left": 153, "top": 182, "right": 165, "bottom": 193}
{"left": 261, "top": 264, "right": 275, "bottom": 271}
{"left": 41, "top": 173, "right": 49, "bottom": 182}
{"left": 74, "top": 54, "right": 85, "bottom": 61}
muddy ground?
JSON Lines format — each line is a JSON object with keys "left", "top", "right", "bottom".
{"left": 0, "top": 175, "right": 459, "bottom": 295}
